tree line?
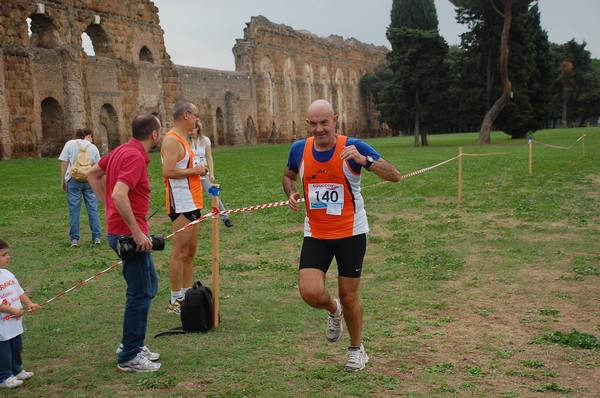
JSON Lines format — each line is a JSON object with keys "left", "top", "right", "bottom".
{"left": 361, "top": 0, "right": 600, "bottom": 145}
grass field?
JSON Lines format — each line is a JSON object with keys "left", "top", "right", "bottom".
{"left": 0, "top": 127, "right": 598, "bottom": 397}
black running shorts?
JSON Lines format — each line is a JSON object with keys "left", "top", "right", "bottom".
{"left": 168, "top": 209, "right": 201, "bottom": 222}
{"left": 299, "top": 233, "right": 367, "bottom": 278}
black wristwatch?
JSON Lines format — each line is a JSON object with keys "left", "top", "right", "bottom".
{"left": 364, "top": 155, "right": 374, "bottom": 171}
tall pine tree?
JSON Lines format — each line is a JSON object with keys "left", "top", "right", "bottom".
{"left": 381, "top": 0, "right": 448, "bottom": 146}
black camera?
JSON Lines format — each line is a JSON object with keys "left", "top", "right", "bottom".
{"left": 117, "top": 234, "right": 165, "bottom": 258}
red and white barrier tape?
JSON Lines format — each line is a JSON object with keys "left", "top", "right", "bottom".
{"left": 37, "top": 155, "right": 462, "bottom": 308}
{"left": 41, "top": 262, "right": 122, "bottom": 306}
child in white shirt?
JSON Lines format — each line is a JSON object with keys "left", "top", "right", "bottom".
{"left": 0, "top": 239, "right": 40, "bottom": 389}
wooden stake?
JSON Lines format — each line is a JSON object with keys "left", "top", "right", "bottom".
{"left": 211, "top": 187, "right": 220, "bottom": 328}
{"left": 528, "top": 136, "right": 533, "bottom": 176}
{"left": 458, "top": 147, "right": 463, "bottom": 204}
{"left": 582, "top": 133, "right": 586, "bottom": 158}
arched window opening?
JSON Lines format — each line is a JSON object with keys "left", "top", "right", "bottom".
{"left": 82, "top": 32, "right": 95, "bottom": 56}
{"left": 139, "top": 46, "right": 154, "bottom": 63}
{"left": 84, "top": 24, "right": 113, "bottom": 58}
{"left": 40, "top": 97, "right": 65, "bottom": 157}
{"left": 28, "top": 13, "right": 58, "bottom": 49}
{"left": 99, "top": 104, "right": 118, "bottom": 151}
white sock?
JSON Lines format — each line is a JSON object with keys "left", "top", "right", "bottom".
{"left": 182, "top": 287, "right": 191, "bottom": 295}
{"left": 170, "top": 290, "right": 183, "bottom": 304}
{"left": 329, "top": 298, "right": 341, "bottom": 316}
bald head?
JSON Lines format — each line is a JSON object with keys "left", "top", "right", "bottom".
{"left": 307, "top": 99, "right": 335, "bottom": 118}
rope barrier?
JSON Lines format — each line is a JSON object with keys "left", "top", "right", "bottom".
{"left": 33, "top": 132, "right": 587, "bottom": 308}
{"left": 37, "top": 197, "right": 315, "bottom": 307}
{"left": 531, "top": 134, "right": 583, "bottom": 150}
{"left": 399, "top": 156, "right": 460, "bottom": 179}
{"left": 37, "top": 154, "right": 465, "bottom": 307}
{"left": 462, "top": 152, "right": 511, "bottom": 156}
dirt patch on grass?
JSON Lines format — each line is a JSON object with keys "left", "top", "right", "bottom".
{"left": 370, "top": 249, "right": 600, "bottom": 397}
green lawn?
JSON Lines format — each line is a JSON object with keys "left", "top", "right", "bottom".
{"left": 0, "top": 127, "right": 598, "bottom": 397}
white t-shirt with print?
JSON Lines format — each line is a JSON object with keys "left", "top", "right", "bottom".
{"left": 189, "top": 136, "right": 211, "bottom": 167}
{"left": 0, "top": 269, "right": 25, "bottom": 341}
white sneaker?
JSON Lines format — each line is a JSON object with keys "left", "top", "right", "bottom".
{"left": 345, "top": 343, "right": 369, "bottom": 371}
{"left": 0, "top": 376, "right": 23, "bottom": 388}
{"left": 15, "top": 370, "right": 34, "bottom": 380}
{"left": 117, "top": 352, "right": 161, "bottom": 373}
{"left": 116, "top": 344, "right": 160, "bottom": 361}
{"left": 326, "top": 298, "right": 343, "bottom": 342}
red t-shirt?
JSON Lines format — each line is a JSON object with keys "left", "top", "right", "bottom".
{"left": 98, "top": 139, "right": 150, "bottom": 235}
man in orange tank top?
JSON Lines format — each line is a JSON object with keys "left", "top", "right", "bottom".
{"left": 283, "top": 99, "right": 401, "bottom": 371}
{"left": 161, "top": 100, "right": 208, "bottom": 314}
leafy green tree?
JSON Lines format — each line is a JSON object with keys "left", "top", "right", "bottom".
{"left": 551, "top": 40, "right": 600, "bottom": 125}
{"left": 382, "top": 0, "right": 448, "bottom": 146}
{"left": 493, "top": 3, "right": 555, "bottom": 137}
{"left": 451, "top": 0, "right": 534, "bottom": 144}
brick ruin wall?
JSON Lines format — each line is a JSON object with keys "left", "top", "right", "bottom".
{"left": 0, "top": 1, "right": 388, "bottom": 159}
{"left": 233, "top": 16, "right": 388, "bottom": 143}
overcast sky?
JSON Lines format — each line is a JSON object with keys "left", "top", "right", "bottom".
{"left": 151, "top": 0, "right": 599, "bottom": 71}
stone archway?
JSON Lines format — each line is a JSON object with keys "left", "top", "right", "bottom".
{"left": 245, "top": 116, "right": 257, "bottom": 144}
{"left": 96, "top": 123, "right": 108, "bottom": 155}
{"left": 99, "top": 104, "right": 118, "bottom": 152}
{"left": 40, "top": 97, "right": 65, "bottom": 157}
{"left": 268, "top": 122, "right": 277, "bottom": 143}
{"left": 216, "top": 107, "right": 225, "bottom": 146}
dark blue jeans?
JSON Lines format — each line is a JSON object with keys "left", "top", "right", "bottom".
{"left": 0, "top": 334, "right": 22, "bottom": 382}
{"left": 66, "top": 179, "right": 102, "bottom": 241}
{"left": 108, "top": 234, "right": 158, "bottom": 364}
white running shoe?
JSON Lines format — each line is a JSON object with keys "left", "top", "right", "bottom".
{"left": 0, "top": 376, "right": 23, "bottom": 388}
{"left": 326, "top": 298, "right": 343, "bottom": 342}
{"left": 15, "top": 370, "right": 34, "bottom": 380}
{"left": 345, "top": 343, "right": 369, "bottom": 371}
{"left": 117, "top": 352, "right": 161, "bottom": 373}
{"left": 116, "top": 344, "right": 160, "bottom": 361}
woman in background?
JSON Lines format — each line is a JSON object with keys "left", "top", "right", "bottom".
{"left": 187, "top": 121, "right": 233, "bottom": 228}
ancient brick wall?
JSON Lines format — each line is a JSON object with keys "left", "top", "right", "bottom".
{"left": 233, "top": 16, "right": 388, "bottom": 143}
{"left": 0, "top": 0, "right": 175, "bottom": 158}
{"left": 177, "top": 66, "right": 254, "bottom": 146}
{"left": 0, "top": 2, "right": 388, "bottom": 159}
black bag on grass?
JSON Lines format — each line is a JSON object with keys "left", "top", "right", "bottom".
{"left": 181, "top": 281, "right": 214, "bottom": 332}
{"left": 155, "top": 281, "right": 215, "bottom": 337}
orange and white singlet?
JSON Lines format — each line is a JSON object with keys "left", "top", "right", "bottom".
{"left": 300, "top": 135, "right": 368, "bottom": 239}
{"left": 162, "top": 131, "right": 203, "bottom": 214}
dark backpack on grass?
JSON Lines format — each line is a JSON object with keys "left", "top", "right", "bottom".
{"left": 155, "top": 281, "right": 215, "bottom": 337}
{"left": 181, "top": 281, "right": 214, "bottom": 332}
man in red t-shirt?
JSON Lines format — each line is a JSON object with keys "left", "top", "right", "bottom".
{"left": 88, "top": 113, "right": 163, "bottom": 373}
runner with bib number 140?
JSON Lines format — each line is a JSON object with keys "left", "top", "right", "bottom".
{"left": 282, "top": 99, "right": 401, "bottom": 371}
